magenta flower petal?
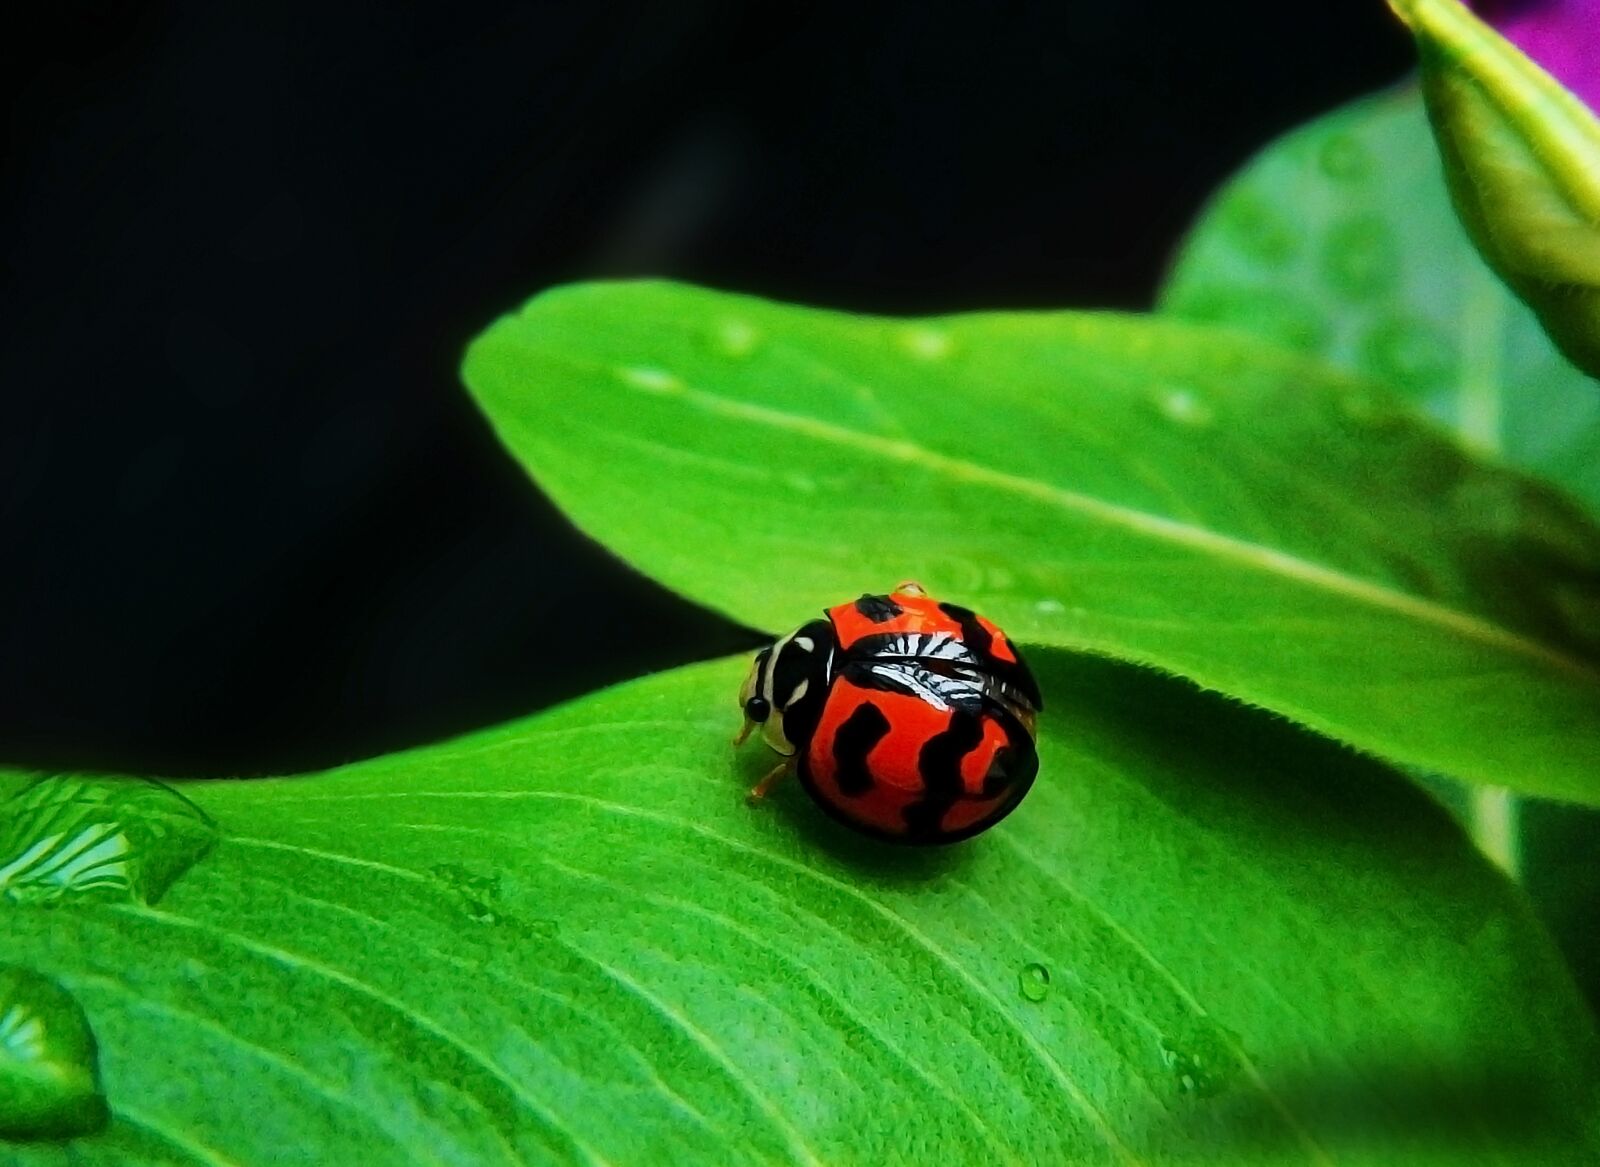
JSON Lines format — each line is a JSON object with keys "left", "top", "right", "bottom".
{"left": 1472, "top": 0, "right": 1600, "bottom": 109}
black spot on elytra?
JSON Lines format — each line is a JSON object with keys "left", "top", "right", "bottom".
{"left": 1011, "top": 652, "right": 1045, "bottom": 713}
{"left": 854, "top": 594, "right": 903, "bottom": 623}
{"left": 905, "top": 709, "right": 984, "bottom": 840}
{"left": 980, "top": 750, "right": 1014, "bottom": 798}
{"left": 937, "top": 601, "right": 1044, "bottom": 713}
{"left": 981, "top": 705, "right": 1039, "bottom": 798}
{"left": 937, "top": 601, "right": 991, "bottom": 654}
{"left": 832, "top": 702, "right": 891, "bottom": 796}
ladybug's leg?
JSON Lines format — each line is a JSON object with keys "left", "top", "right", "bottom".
{"left": 895, "top": 580, "right": 927, "bottom": 597}
{"left": 747, "top": 759, "right": 792, "bottom": 803}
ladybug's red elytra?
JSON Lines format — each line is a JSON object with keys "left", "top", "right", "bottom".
{"left": 735, "top": 582, "right": 1042, "bottom": 844}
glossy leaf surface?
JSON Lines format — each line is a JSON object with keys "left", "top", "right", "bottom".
{"left": 463, "top": 280, "right": 1600, "bottom": 801}
{"left": 4, "top": 656, "right": 1596, "bottom": 1164}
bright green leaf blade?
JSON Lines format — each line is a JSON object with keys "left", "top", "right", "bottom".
{"left": 1387, "top": 0, "right": 1600, "bottom": 381}
{"left": 5, "top": 655, "right": 1598, "bottom": 1164}
{"left": 461, "top": 280, "right": 1600, "bottom": 802}
{"left": 1160, "top": 87, "right": 1600, "bottom": 512}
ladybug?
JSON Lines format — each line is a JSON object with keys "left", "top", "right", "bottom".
{"left": 734, "top": 582, "right": 1042, "bottom": 844}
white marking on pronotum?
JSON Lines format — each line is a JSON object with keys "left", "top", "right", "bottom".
{"left": 760, "top": 653, "right": 777, "bottom": 707}
{"left": 788, "top": 678, "right": 810, "bottom": 705}
{"left": 761, "top": 630, "right": 796, "bottom": 707}
{"left": 793, "top": 636, "right": 814, "bottom": 652}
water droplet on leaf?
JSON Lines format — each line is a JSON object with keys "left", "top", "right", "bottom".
{"left": 430, "top": 863, "right": 505, "bottom": 926}
{"left": 1170, "top": 286, "right": 1329, "bottom": 354}
{"left": 1358, "top": 317, "right": 1457, "bottom": 394}
{"left": 1018, "top": 963, "right": 1051, "bottom": 1002}
{"left": 0, "top": 965, "right": 109, "bottom": 1141}
{"left": 1158, "top": 1016, "right": 1241, "bottom": 1099}
{"left": 1154, "top": 387, "right": 1215, "bottom": 427}
{"left": 1218, "top": 192, "right": 1300, "bottom": 267}
{"left": 618, "top": 366, "right": 684, "bottom": 393}
{"left": 0, "top": 776, "right": 216, "bottom": 907}
{"left": 713, "top": 319, "right": 759, "bottom": 359}
{"left": 1321, "top": 215, "right": 1400, "bottom": 301}
{"left": 899, "top": 327, "right": 953, "bottom": 360}
{"left": 1317, "top": 133, "right": 1372, "bottom": 181}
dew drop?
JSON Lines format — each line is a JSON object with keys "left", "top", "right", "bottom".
{"left": 1154, "top": 386, "right": 1215, "bottom": 427}
{"left": 899, "top": 327, "right": 953, "bottom": 361}
{"left": 617, "top": 366, "right": 684, "bottom": 393}
{"left": 1218, "top": 192, "right": 1300, "bottom": 267}
{"left": 1034, "top": 599, "right": 1066, "bottom": 615}
{"left": 1321, "top": 215, "right": 1400, "bottom": 302}
{"left": 1018, "top": 963, "right": 1051, "bottom": 1003}
{"left": 1357, "top": 317, "right": 1457, "bottom": 394}
{"left": 1169, "top": 285, "right": 1329, "bottom": 354}
{"left": 526, "top": 916, "right": 561, "bottom": 939}
{"left": 1158, "top": 1017, "right": 1242, "bottom": 1099}
{"left": 0, "top": 776, "right": 216, "bottom": 907}
{"left": 713, "top": 319, "right": 760, "bottom": 359}
{"left": 430, "top": 862, "right": 505, "bottom": 926}
{"left": 179, "top": 959, "right": 209, "bottom": 983}
{"left": 1317, "top": 133, "right": 1372, "bottom": 182}
{"left": 0, "top": 965, "right": 109, "bottom": 1141}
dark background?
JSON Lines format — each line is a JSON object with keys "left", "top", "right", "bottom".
{"left": 1, "top": 0, "right": 1415, "bottom": 778}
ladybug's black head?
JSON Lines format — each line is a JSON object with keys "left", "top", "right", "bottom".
{"left": 736, "top": 619, "right": 834, "bottom": 757}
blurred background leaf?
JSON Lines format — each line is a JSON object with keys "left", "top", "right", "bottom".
{"left": 1162, "top": 87, "right": 1600, "bottom": 510}
{"left": 1391, "top": 0, "right": 1600, "bottom": 381}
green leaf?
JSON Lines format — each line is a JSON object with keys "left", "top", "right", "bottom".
{"left": 1157, "top": 83, "right": 1600, "bottom": 897}
{"left": 461, "top": 280, "right": 1600, "bottom": 802}
{"left": 4, "top": 656, "right": 1597, "bottom": 1163}
{"left": 0, "top": 775, "right": 217, "bottom": 907}
{"left": 1388, "top": 0, "right": 1600, "bottom": 382}
{"left": 1161, "top": 87, "right": 1600, "bottom": 513}
{"left": 0, "top": 966, "right": 108, "bottom": 1141}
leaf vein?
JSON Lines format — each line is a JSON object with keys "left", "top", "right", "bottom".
{"left": 569, "top": 356, "right": 1597, "bottom": 680}
{"left": 110, "top": 904, "right": 608, "bottom": 1167}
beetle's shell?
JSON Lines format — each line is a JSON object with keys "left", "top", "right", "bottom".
{"left": 792, "top": 589, "right": 1041, "bottom": 844}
